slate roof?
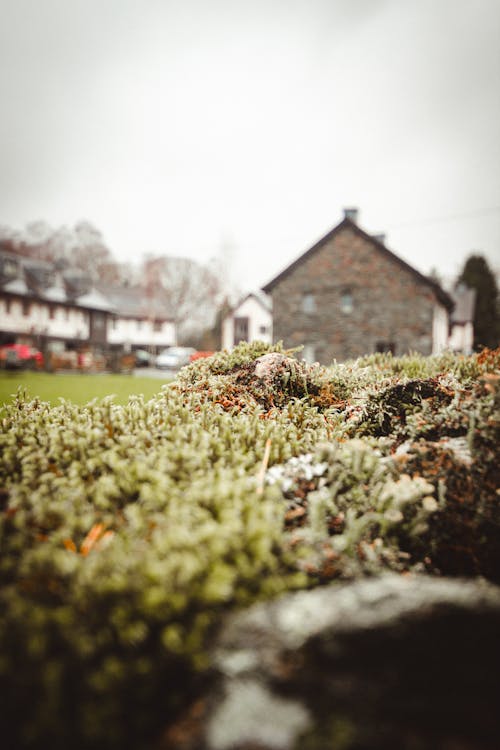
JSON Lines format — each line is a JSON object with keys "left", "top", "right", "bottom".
{"left": 43, "top": 283, "right": 68, "bottom": 303}
{"left": 76, "top": 288, "right": 115, "bottom": 312}
{"left": 2, "top": 277, "right": 30, "bottom": 295}
{"left": 96, "top": 284, "right": 173, "bottom": 320}
{"left": 451, "top": 286, "right": 476, "bottom": 324}
{"left": 262, "top": 217, "right": 454, "bottom": 311}
{"left": 0, "top": 248, "right": 172, "bottom": 317}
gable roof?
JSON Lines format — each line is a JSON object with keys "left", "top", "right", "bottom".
{"left": 227, "top": 291, "right": 272, "bottom": 318}
{"left": 262, "top": 217, "right": 454, "bottom": 311}
{"left": 0, "top": 246, "right": 175, "bottom": 319}
{"left": 2, "top": 277, "right": 30, "bottom": 295}
{"left": 75, "top": 288, "right": 115, "bottom": 312}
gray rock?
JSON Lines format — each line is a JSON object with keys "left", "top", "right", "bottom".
{"left": 206, "top": 678, "right": 310, "bottom": 750}
{"left": 254, "top": 353, "right": 290, "bottom": 381}
{"left": 161, "top": 574, "right": 500, "bottom": 750}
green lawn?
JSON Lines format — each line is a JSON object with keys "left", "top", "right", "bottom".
{"left": 0, "top": 370, "right": 171, "bottom": 411}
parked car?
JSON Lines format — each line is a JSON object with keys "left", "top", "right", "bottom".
{"left": 155, "top": 346, "right": 196, "bottom": 370}
{"left": 0, "top": 343, "right": 44, "bottom": 370}
{"left": 189, "top": 350, "right": 214, "bottom": 362}
{"left": 133, "top": 349, "right": 153, "bottom": 367}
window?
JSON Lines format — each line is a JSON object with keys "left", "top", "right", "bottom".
{"left": 49, "top": 305, "right": 55, "bottom": 320}
{"left": 259, "top": 325, "right": 268, "bottom": 335}
{"left": 153, "top": 320, "right": 162, "bottom": 332}
{"left": 375, "top": 341, "right": 396, "bottom": 354}
{"left": 302, "top": 292, "right": 316, "bottom": 314}
{"left": 137, "top": 319, "right": 143, "bottom": 330}
{"left": 340, "top": 290, "right": 353, "bottom": 314}
{"left": 65, "top": 308, "right": 70, "bottom": 321}
{"left": 3, "top": 260, "right": 17, "bottom": 277}
{"left": 112, "top": 317, "right": 118, "bottom": 330}
{"left": 22, "top": 300, "right": 31, "bottom": 316}
{"left": 5, "top": 298, "right": 11, "bottom": 314}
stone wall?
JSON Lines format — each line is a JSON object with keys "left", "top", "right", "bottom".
{"left": 160, "top": 575, "right": 500, "bottom": 750}
{"left": 270, "top": 226, "right": 438, "bottom": 364}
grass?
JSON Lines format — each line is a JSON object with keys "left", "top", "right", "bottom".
{"left": 0, "top": 370, "right": 170, "bottom": 411}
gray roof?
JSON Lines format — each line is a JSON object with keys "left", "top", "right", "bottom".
{"left": 451, "top": 286, "right": 476, "bottom": 324}
{"left": 262, "top": 217, "right": 454, "bottom": 311}
{"left": 1, "top": 248, "right": 174, "bottom": 320}
{"left": 96, "top": 283, "right": 173, "bottom": 320}
{"left": 2, "top": 277, "right": 29, "bottom": 295}
{"left": 76, "top": 288, "right": 115, "bottom": 312}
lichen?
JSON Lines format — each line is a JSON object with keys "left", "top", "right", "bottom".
{"left": 0, "top": 342, "right": 498, "bottom": 749}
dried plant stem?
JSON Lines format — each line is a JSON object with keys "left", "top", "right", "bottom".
{"left": 256, "top": 438, "right": 272, "bottom": 495}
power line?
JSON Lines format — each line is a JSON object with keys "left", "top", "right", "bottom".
{"left": 386, "top": 206, "right": 500, "bottom": 231}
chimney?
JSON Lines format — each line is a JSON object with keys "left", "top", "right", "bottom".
{"left": 343, "top": 207, "right": 359, "bottom": 223}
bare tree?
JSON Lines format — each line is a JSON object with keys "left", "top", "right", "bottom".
{"left": 68, "top": 221, "right": 115, "bottom": 280}
{"left": 142, "top": 255, "right": 225, "bottom": 342}
{"left": 12, "top": 221, "right": 72, "bottom": 263}
{"left": 16, "top": 220, "right": 129, "bottom": 282}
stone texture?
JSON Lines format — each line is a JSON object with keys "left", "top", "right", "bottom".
{"left": 160, "top": 574, "right": 500, "bottom": 750}
{"left": 269, "top": 225, "right": 440, "bottom": 364}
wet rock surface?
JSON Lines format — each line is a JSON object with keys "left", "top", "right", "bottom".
{"left": 161, "top": 574, "right": 500, "bottom": 750}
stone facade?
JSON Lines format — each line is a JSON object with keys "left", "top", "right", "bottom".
{"left": 263, "top": 218, "right": 453, "bottom": 364}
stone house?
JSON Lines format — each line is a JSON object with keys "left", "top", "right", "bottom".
{"left": 221, "top": 292, "right": 272, "bottom": 350}
{"left": 262, "top": 209, "right": 453, "bottom": 364}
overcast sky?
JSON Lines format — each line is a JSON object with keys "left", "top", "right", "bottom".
{"left": 1, "top": 0, "right": 499, "bottom": 293}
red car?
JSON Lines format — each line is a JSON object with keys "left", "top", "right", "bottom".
{"left": 189, "top": 350, "right": 214, "bottom": 362}
{"left": 0, "top": 343, "right": 44, "bottom": 369}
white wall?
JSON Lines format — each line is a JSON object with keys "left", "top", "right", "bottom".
{"left": 1, "top": 292, "right": 177, "bottom": 349}
{"left": 1, "top": 296, "right": 89, "bottom": 339}
{"left": 107, "top": 317, "right": 176, "bottom": 349}
{"left": 432, "top": 303, "right": 449, "bottom": 355}
{"left": 222, "top": 296, "right": 272, "bottom": 350}
{"left": 448, "top": 322, "right": 474, "bottom": 354}
{"left": 45, "top": 305, "right": 89, "bottom": 339}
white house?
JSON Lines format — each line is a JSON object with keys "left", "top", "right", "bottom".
{"left": 1, "top": 289, "right": 89, "bottom": 343}
{"left": 100, "top": 284, "right": 176, "bottom": 352}
{"left": 0, "top": 251, "right": 90, "bottom": 347}
{"left": 221, "top": 292, "right": 272, "bottom": 350}
{"left": 0, "top": 247, "right": 176, "bottom": 357}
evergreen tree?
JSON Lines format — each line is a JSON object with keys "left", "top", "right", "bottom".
{"left": 457, "top": 254, "right": 499, "bottom": 350}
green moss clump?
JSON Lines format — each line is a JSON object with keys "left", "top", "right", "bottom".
{"left": 0, "top": 343, "right": 498, "bottom": 748}
{"left": 268, "top": 439, "right": 439, "bottom": 580}
{"left": 175, "top": 341, "right": 337, "bottom": 411}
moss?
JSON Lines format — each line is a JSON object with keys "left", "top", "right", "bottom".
{"left": 0, "top": 343, "right": 498, "bottom": 748}
{"left": 175, "top": 342, "right": 337, "bottom": 412}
